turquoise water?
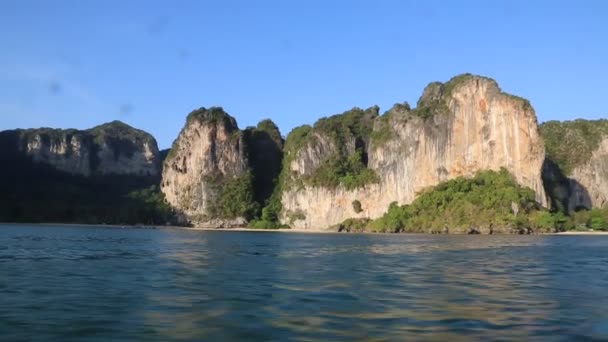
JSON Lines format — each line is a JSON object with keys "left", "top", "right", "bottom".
{"left": 1, "top": 224, "right": 608, "bottom": 341}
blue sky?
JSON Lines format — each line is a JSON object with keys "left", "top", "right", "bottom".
{"left": 1, "top": 0, "right": 606, "bottom": 148}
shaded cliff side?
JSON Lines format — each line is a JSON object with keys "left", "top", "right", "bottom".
{"left": 0, "top": 121, "right": 170, "bottom": 225}
{"left": 540, "top": 119, "right": 608, "bottom": 212}
{"left": 161, "top": 108, "right": 283, "bottom": 227}
{"left": 277, "top": 74, "right": 547, "bottom": 229}
{"left": 1, "top": 120, "right": 161, "bottom": 177}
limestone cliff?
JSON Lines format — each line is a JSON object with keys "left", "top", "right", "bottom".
{"left": 540, "top": 120, "right": 608, "bottom": 212}
{"left": 88, "top": 121, "right": 161, "bottom": 176}
{"left": 279, "top": 74, "right": 547, "bottom": 229}
{"left": 17, "top": 128, "right": 94, "bottom": 176}
{"left": 160, "top": 108, "right": 282, "bottom": 227}
{"left": 0, "top": 121, "right": 161, "bottom": 177}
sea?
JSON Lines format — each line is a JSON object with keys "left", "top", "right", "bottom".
{"left": 1, "top": 224, "right": 607, "bottom": 341}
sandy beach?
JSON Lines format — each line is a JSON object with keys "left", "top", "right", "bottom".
{"left": 3, "top": 223, "right": 608, "bottom": 235}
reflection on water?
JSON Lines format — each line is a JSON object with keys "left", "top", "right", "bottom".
{"left": 1, "top": 225, "right": 608, "bottom": 341}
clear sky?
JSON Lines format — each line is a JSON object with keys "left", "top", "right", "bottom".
{"left": 1, "top": 0, "right": 606, "bottom": 149}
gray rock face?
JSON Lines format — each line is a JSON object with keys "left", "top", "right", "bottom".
{"left": 2, "top": 121, "right": 161, "bottom": 177}
{"left": 279, "top": 74, "right": 547, "bottom": 229}
{"left": 567, "top": 138, "right": 608, "bottom": 210}
{"left": 553, "top": 138, "right": 608, "bottom": 211}
{"left": 88, "top": 121, "right": 161, "bottom": 177}
{"left": 21, "top": 129, "right": 93, "bottom": 176}
{"left": 540, "top": 120, "right": 608, "bottom": 212}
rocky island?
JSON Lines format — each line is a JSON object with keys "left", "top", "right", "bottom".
{"left": 2, "top": 74, "right": 607, "bottom": 233}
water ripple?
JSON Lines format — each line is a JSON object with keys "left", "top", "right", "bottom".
{"left": 1, "top": 225, "right": 608, "bottom": 341}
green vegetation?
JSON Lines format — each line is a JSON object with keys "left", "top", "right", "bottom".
{"left": 441, "top": 74, "right": 493, "bottom": 98}
{"left": 297, "top": 107, "right": 380, "bottom": 189}
{"left": 0, "top": 128, "right": 172, "bottom": 226}
{"left": 569, "top": 209, "right": 608, "bottom": 231}
{"left": 352, "top": 169, "right": 561, "bottom": 233}
{"left": 253, "top": 107, "right": 382, "bottom": 228}
{"left": 540, "top": 119, "right": 608, "bottom": 175}
{"left": 541, "top": 159, "right": 572, "bottom": 214}
{"left": 88, "top": 120, "right": 153, "bottom": 145}
{"left": 337, "top": 168, "right": 608, "bottom": 233}
{"left": 243, "top": 120, "right": 285, "bottom": 229}
{"left": 279, "top": 124, "right": 312, "bottom": 181}
{"left": 166, "top": 107, "right": 240, "bottom": 162}
{"left": 186, "top": 106, "right": 238, "bottom": 127}
{"left": 352, "top": 200, "right": 363, "bottom": 213}
{"left": 369, "top": 114, "right": 393, "bottom": 146}
{"left": 88, "top": 121, "right": 157, "bottom": 160}
{"left": 208, "top": 172, "right": 260, "bottom": 220}
{"left": 411, "top": 82, "right": 450, "bottom": 120}
{"left": 334, "top": 218, "right": 370, "bottom": 233}
{"left": 0, "top": 151, "right": 174, "bottom": 225}
{"left": 410, "top": 73, "right": 532, "bottom": 119}
{"left": 248, "top": 191, "right": 285, "bottom": 229}
{"left": 313, "top": 106, "right": 378, "bottom": 147}
{"left": 308, "top": 150, "right": 379, "bottom": 189}
{"left": 245, "top": 119, "right": 284, "bottom": 209}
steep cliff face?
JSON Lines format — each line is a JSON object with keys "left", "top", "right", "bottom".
{"left": 88, "top": 121, "right": 161, "bottom": 176}
{"left": 569, "top": 141, "right": 608, "bottom": 209}
{"left": 161, "top": 108, "right": 248, "bottom": 224}
{"left": 541, "top": 120, "right": 608, "bottom": 212}
{"left": 160, "top": 108, "right": 283, "bottom": 227}
{"left": 1, "top": 121, "right": 161, "bottom": 177}
{"left": 280, "top": 74, "right": 547, "bottom": 229}
{"left": 0, "top": 122, "right": 169, "bottom": 225}
{"left": 18, "top": 128, "right": 94, "bottom": 176}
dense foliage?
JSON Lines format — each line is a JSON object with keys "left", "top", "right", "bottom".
{"left": 205, "top": 118, "right": 284, "bottom": 225}
{"left": 568, "top": 209, "right": 608, "bottom": 231}
{"left": 186, "top": 106, "right": 239, "bottom": 127}
{"left": 0, "top": 129, "right": 172, "bottom": 225}
{"left": 254, "top": 107, "right": 382, "bottom": 229}
{"left": 308, "top": 151, "right": 379, "bottom": 189}
{"left": 0, "top": 156, "right": 174, "bottom": 225}
{"left": 296, "top": 107, "right": 380, "bottom": 189}
{"left": 313, "top": 106, "right": 378, "bottom": 147}
{"left": 540, "top": 119, "right": 608, "bottom": 175}
{"left": 245, "top": 120, "right": 284, "bottom": 209}
{"left": 341, "top": 169, "right": 565, "bottom": 233}
{"left": 208, "top": 173, "right": 260, "bottom": 221}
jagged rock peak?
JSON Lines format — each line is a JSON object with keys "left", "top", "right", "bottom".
{"left": 161, "top": 107, "right": 251, "bottom": 226}
{"left": 278, "top": 73, "right": 547, "bottom": 229}
{"left": 186, "top": 107, "right": 239, "bottom": 131}
{"left": 413, "top": 73, "right": 534, "bottom": 120}
{"left": 88, "top": 120, "right": 152, "bottom": 138}
{"left": 251, "top": 119, "right": 283, "bottom": 145}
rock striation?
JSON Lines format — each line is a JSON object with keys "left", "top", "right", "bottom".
{"left": 278, "top": 74, "right": 547, "bottom": 229}
{"left": 0, "top": 121, "right": 161, "bottom": 177}
{"left": 540, "top": 119, "right": 608, "bottom": 212}
{"left": 160, "top": 108, "right": 283, "bottom": 226}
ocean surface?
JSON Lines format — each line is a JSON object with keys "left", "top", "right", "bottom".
{"left": 1, "top": 224, "right": 608, "bottom": 341}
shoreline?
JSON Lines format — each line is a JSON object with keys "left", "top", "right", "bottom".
{"left": 546, "top": 231, "right": 608, "bottom": 235}
{"left": 2, "top": 222, "right": 608, "bottom": 235}
{"left": 0, "top": 222, "right": 334, "bottom": 234}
